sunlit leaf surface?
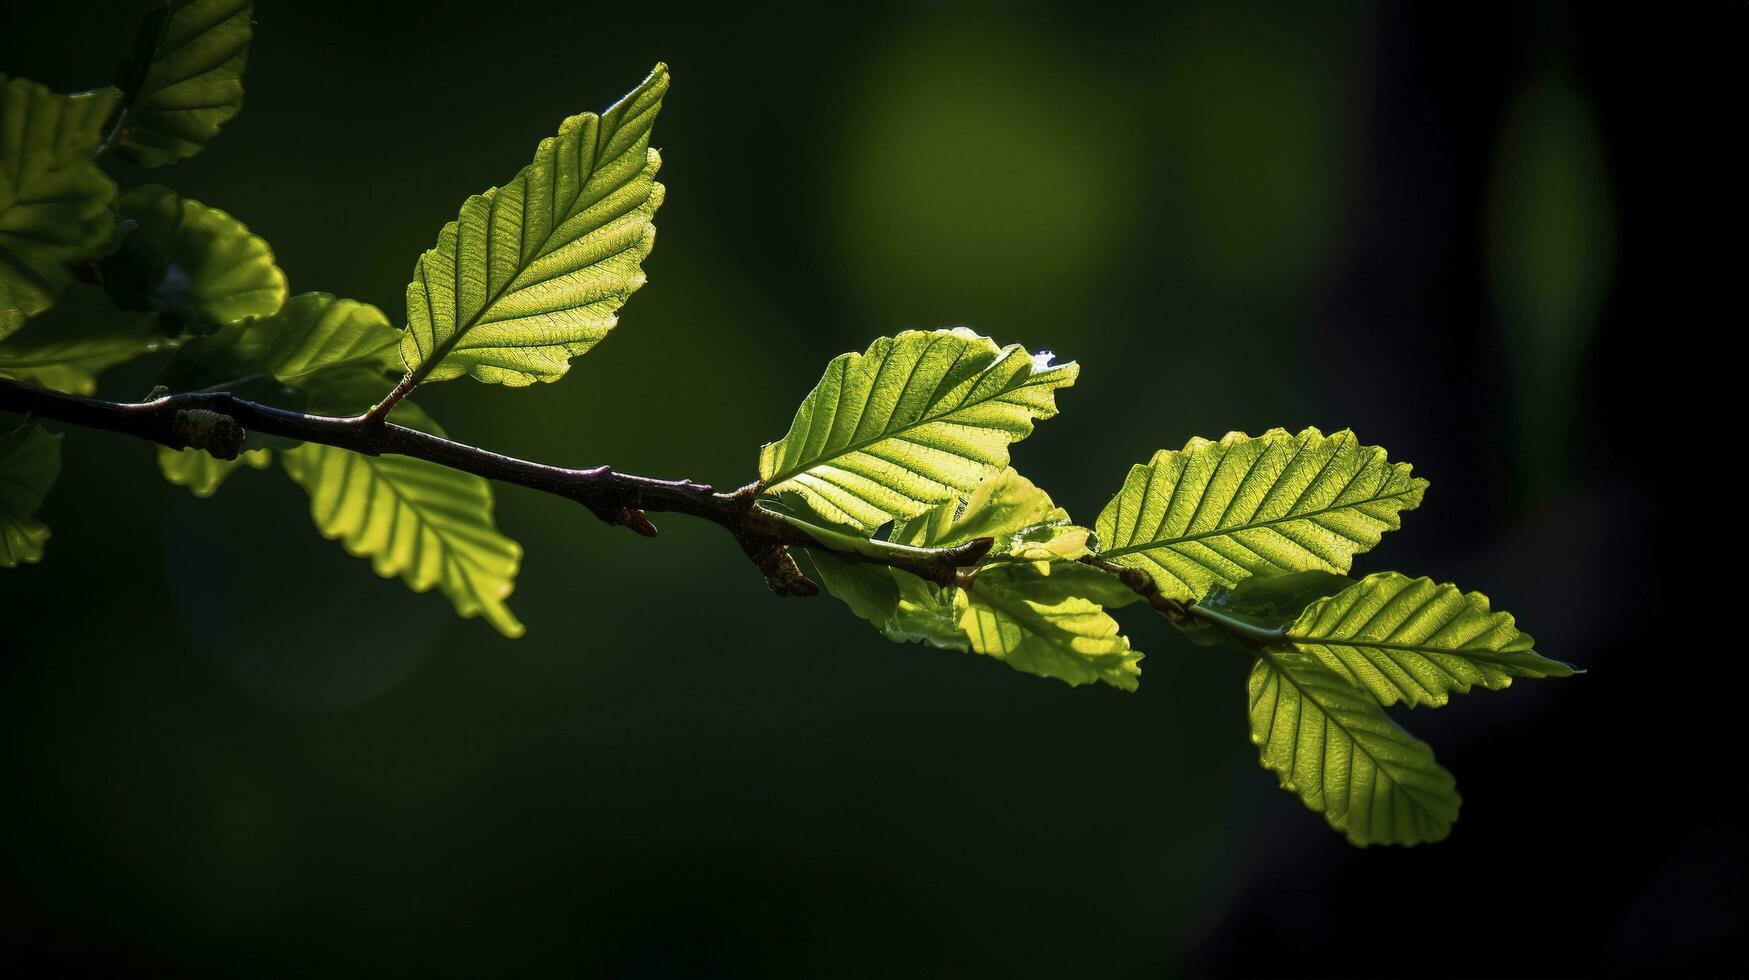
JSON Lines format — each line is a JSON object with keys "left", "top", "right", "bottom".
{"left": 1249, "top": 649, "right": 1459, "bottom": 846}
{"left": 1096, "top": 428, "right": 1424, "bottom": 601}
{"left": 400, "top": 65, "right": 667, "bottom": 387}
{"left": 760, "top": 330, "right": 1077, "bottom": 532}
{"left": 1286, "top": 572, "right": 1576, "bottom": 708}
{"left": 280, "top": 403, "right": 523, "bottom": 637}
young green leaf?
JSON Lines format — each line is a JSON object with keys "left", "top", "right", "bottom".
{"left": 961, "top": 564, "right": 1143, "bottom": 691}
{"left": 759, "top": 331, "right": 1078, "bottom": 532}
{"left": 0, "top": 78, "right": 120, "bottom": 339}
{"left": 0, "top": 423, "right": 62, "bottom": 567}
{"left": 280, "top": 401, "right": 524, "bottom": 637}
{"left": 1284, "top": 571, "right": 1577, "bottom": 708}
{"left": 805, "top": 469, "right": 1139, "bottom": 689}
{"left": 398, "top": 65, "right": 668, "bottom": 388}
{"left": 1095, "top": 428, "right": 1426, "bottom": 601}
{"left": 103, "top": 185, "right": 287, "bottom": 332}
{"left": 1249, "top": 649, "right": 1460, "bottom": 846}
{"left": 159, "top": 292, "right": 398, "bottom": 393}
{"left": 113, "top": 0, "right": 253, "bottom": 167}
{"left": 891, "top": 467, "right": 1090, "bottom": 562}
{"left": 157, "top": 445, "right": 270, "bottom": 497}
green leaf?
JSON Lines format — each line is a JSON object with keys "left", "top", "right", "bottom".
{"left": 961, "top": 563, "right": 1142, "bottom": 690}
{"left": 783, "top": 498, "right": 975, "bottom": 651}
{"left": 280, "top": 401, "right": 524, "bottom": 637}
{"left": 891, "top": 467, "right": 1090, "bottom": 562}
{"left": 759, "top": 331, "right": 1078, "bottom": 532}
{"left": 1095, "top": 428, "right": 1426, "bottom": 601}
{"left": 0, "top": 423, "right": 61, "bottom": 567}
{"left": 104, "top": 185, "right": 287, "bottom": 333}
{"left": 113, "top": 0, "right": 252, "bottom": 167}
{"left": 157, "top": 445, "right": 269, "bottom": 497}
{"left": 1284, "top": 571, "right": 1577, "bottom": 708}
{"left": 159, "top": 292, "right": 398, "bottom": 394}
{"left": 0, "top": 315, "right": 166, "bottom": 395}
{"left": 805, "top": 469, "right": 1139, "bottom": 688}
{"left": 399, "top": 65, "right": 668, "bottom": 388}
{"left": 1249, "top": 649, "right": 1459, "bottom": 846}
{"left": 0, "top": 77, "right": 120, "bottom": 339}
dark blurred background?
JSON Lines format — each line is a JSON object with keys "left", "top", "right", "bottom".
{"left": 0, "top": 1, "right": 1734, "bottom": 976}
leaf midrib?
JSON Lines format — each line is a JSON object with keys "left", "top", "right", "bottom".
{"left": 1100, "top": 485, "right": 1422, "bottom": 559}
{"left": 407, "top": 112, "right": 654, "bottom": 384}
{"left": 1261, "top": 653, "right": 1449, "bottom": 811}
{"left": 763, "top": 358, "right": 1065, "bottom": 488}
{"left": 1284, "top": 633, "right": 1536, "bottom": 660}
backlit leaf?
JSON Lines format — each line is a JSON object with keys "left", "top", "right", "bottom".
{"left": 806, "top": 468, "right": 1138, "bottom": 688}
{"left": 157, "top": 445, "right": 269, "bottom": 497}
{"left": 399, "top": 65, "right": 667, "bottom": 387}
{"left": 0, "top": 77, "right": 120, "bottom": 339}
{"left": 1249, "top": 649, "right": 1459, "bottom": 846}
{"left": 1095, "top": 428, "right": 1425, "bottom": 601}
{"left": 759, "top": 331, "right": 1078, "bottom": 532}
{"left": 280, "top": 401, "right": 524, "bottom": 637}
{"left": 961, "top": 563, "right": 1142, "bottom": 690}
{"left": 0, "top": 423, "right": 61, "bottom": 567}
{"left": 1285, "top": 571, "right": 1576, "bottom": 708}
{"left": 113, "top": 0, "right": 252, "bottom": 167}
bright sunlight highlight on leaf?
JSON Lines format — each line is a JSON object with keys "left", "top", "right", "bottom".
{"left": 281, "top": 401, "right": 524, "bottom": 638}
{"left": 398, "top": 65, "right": 668, "bottom": 388}
{"left": 759, "top": 330, "right": 1078, "bottom": 532}
{"left": 1285, "top": 571, "right": 1576, "bottom": 708}
{"left": 1249, "top": 649, "right": 1460, "bottom": 846}
{"left": 1095, "top": 428, "right": 1425, "bottom": 601}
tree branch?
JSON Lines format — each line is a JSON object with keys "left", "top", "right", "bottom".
{"left": 0, "top": 376, "right": 993, "bottom": 596}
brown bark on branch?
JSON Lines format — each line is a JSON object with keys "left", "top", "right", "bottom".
{"left": 0, "top": 377, "right": 998, "bottom": 595}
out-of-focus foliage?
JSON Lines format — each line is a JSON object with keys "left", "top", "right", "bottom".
{"left": 1489, "top": 68, "right": 1615, "bottom": 496}
{"left": 104, "top": 185, "right": 287, "bottom": 333}
{"left": 112, "top": 0, "right": 252, "bottom": 167}
{"left": 0, "top": 78, "right": 118, "bottom": 340}
{"left": 0, "top": 423, "right": 61, "bottom": 566}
